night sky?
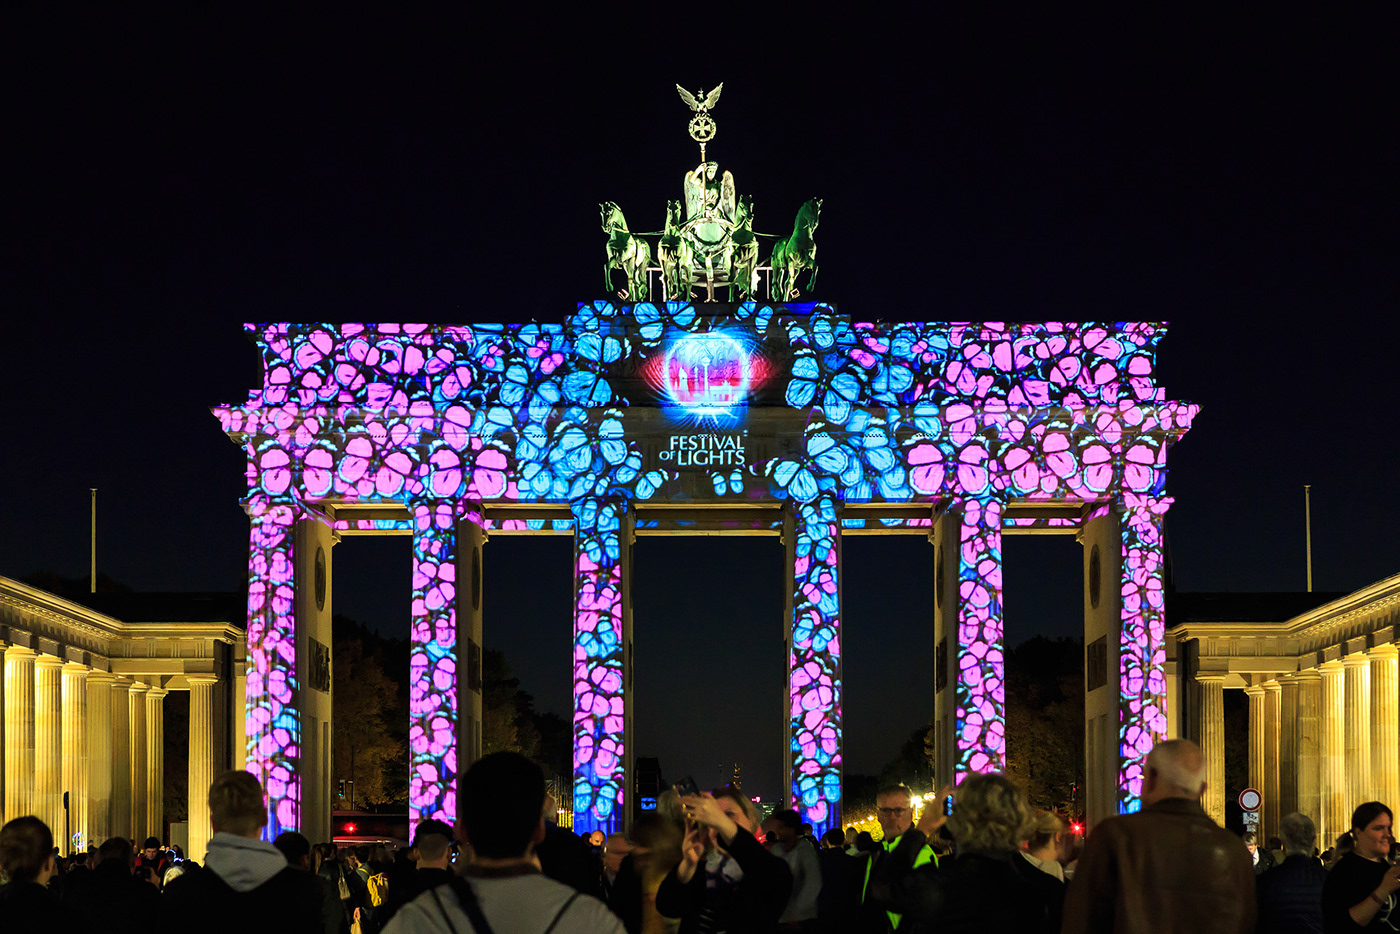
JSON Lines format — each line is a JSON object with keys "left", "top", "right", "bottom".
{"left": 5, "top": 12, "right": 1396, "bottom": 800}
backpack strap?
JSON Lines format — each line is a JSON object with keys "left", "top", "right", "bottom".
{"left": 440, "top": 877, "right": 497, "bottom": 934}
{"left": 542, "top": 892, "right": 581, "bottom": 934}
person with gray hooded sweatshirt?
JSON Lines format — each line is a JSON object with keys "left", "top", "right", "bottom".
{"left": 160, "top": 770, "right": 324, "bottom": 934}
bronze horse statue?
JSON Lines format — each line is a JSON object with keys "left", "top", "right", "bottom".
{"left": 656, "top": 199, "right": 694, "bottom": 300}
{"left": 728, "top": 194, "right": 759, "bottom": 301}
{"left": 770, "top": 197, "right": 820, "bottom": 300}
{"left": 600, "top": 201, "right": 651, "bottom": 301}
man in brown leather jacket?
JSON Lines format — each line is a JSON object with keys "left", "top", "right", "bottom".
{"left": 1061, "top": 739, "right": 1255, "bottom": 934}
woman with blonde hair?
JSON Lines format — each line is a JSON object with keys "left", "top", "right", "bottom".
{"left": 866, "top": 772, "right": 1064, "bottom": 933}
{"left": 1022, "top": 810, "right": 1066, "bottom": 881}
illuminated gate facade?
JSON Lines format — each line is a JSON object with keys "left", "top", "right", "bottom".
{"left": 216, "top": 309, "right": 1196, "bottom": 838}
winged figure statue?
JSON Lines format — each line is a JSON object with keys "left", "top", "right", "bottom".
{"left": 676, "top": 84, "right": 723, "bottom": 113}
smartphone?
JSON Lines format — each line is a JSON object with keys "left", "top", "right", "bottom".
{"left": 674, "top": 775, "right": 701, "bottom": 797}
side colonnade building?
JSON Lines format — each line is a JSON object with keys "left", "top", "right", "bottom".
{"left": 0, "top": 577, "right": 244, "bottom": 861}
{"left": 1168, "top": 573, "right": 1400, "bottom": 848}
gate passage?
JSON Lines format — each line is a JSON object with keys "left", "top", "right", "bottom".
{"left": 217, "top": 306, "right": 1196, "bottom": 839}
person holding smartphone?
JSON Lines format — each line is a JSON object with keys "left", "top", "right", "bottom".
{"left": 655, "top": 784, "right": 792, "bottom": 933}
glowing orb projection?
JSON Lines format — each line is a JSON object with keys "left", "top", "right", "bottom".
{"left": 647, "top": 331, "right": 763, "bottom": 426}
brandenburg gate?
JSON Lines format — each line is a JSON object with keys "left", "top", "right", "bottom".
{"left": 215, "top": 89, "right": 1196, "bottom": 840}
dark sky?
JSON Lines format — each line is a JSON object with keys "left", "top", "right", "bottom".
{"left": 4, "top": 11, "right": 1396, "bottom": 799}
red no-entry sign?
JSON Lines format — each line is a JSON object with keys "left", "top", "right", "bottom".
{"left": 1239, "top": 788, "right": 1261, "bottom": 812}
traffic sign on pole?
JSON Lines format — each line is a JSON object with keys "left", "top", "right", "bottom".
{"left": 1239, "top": 788, "right": 1262, "bottom": 812}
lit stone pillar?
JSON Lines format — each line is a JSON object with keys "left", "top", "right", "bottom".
{"left": 146, "top": 687, "right": 167, "bottom": 840}
{"left": 1344, "top": 655, "right": 1372, "bottom": 811}
{"left": 1263, "top": 681, "right": 1281, "bottom": 840}
{"left": 129, "top": 681, "right": 150, "bottom": 840}
{"left": 187, "top": 674, "right": 219, "bottom": 862}
{"left": 34, "top": 656, "right": 64, "bottom": 838}
{"left": 61, "top": 664, "right": 89, "bottom": 850}
{"left": 1369, "top": 645, "right": 1400, "bottom": 809}
{"left": 1279, "top": 676, "right": 1298, "bottom": 818}
{"left": 1295, "top": 670, "right": 1322, "bottom": 836}
{"left": 1198, "top": 675, "right": 1227, "bottom": 825}
{"left": 4, "top": 647, "right": 36, "bottom": 818}
{"left": 0, "top": 642, "right": 6, "bottom": 811}
{"left": 110, "top": 679, "right": 131, "bottom": 840}
{"left": 1245, "top": 685, "right": 1265, "bottom": 823}
{"left": 1320, "top": 661, "right": 1347, "bottom": 846}
{"left": 86, "top": 671, "right": 116, "bottom": 843}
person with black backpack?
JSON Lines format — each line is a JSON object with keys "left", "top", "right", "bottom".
{"left": 159, "top": 770, "right": 324, "bottom": 934}
{"left": 382, "top": 752, "right": 623, "bottom": 934}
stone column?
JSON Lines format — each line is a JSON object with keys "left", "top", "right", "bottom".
{"left": 86, "top": 671, "right": 116, "bottom": 843}
{"left": 1344, "top": 654, "right": 1372, "bottom": 810}
{"left": 109, "top": 679, "right": 131, "bottom": 840}
{"left": 1320, "top": 660, "right": 1347, "bottom": 846}
{"left": 1295, "top": 670, "right": 1322, "bottom": 835}
{"left": 61, "top": 664, "right": 89, "bottom": 850}
{"left": 145, "top": 687, "right": 167, "bottom": 840}
{"left": 784, "top": 494, "right": 843, "bottom": 836}
{"left": 129, "top": 681, "right": 150, "bottom": 840}
{"left": 187, "top": 674, "right": 219, "bottom": 862}
{"left": 34, "top": 655, "right": 64, "bottom": 838}
{"left": 1370, "top": 644, "right": 1400, "bottom": 810}
{"left": 1264, "top": 680, "right": 1281, "bottom": 840}
{"left": 1245, "top": 685, "right": 1265, "bottom": 823}
{"left": 0, "top": 642, "right": 6, "bottom": 811}
{"left": 456, "top": 517, "right": 486, "bottom": 796}
{"left": 1198, "top": 675, "right": 1227, "bottom": 825}
{"left": 3, "top": 647, "right": 36, "bottom": 819}
{"left": 1279, "top": 676, "right": 1298, "bottom": 818}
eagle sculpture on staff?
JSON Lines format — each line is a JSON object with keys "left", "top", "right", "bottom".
{"left": 677, "top": 84, "right": 723, "bottom": 159}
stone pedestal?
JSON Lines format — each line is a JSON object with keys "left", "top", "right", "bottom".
{"left": 146, "top": 687, "right": 167, "bottom": 839}
{"left": 1344, "top": 655, "right": 1372, "bottom": 809}
{"left": 3, "top": 647, "right": 36, "bottom": 819}
{"left": 187, "top": 674, "right": 219, "bottom": 862}
{"left": 1320, "top": 661, "right": 1347, "bottom": 846}
{"left": 34, "top": 656, "right": 64, "bottom": 838}
{"left": 1198, "top": 675, "right": 1227, "bottom": 825}
{"left": 61, "top": 664, "right": 89, "bottom": 849}
{"left": 86, "top": 671, "right": 116, "bottom": 843}
{"left": 1370, "top": 645, "right": 1399, "bottom": 810}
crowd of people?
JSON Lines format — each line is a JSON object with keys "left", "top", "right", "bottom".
{"left": 2, "top": 737, "right": 1399, "bottom": 932}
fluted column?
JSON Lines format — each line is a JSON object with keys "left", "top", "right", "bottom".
{"left": 128, "top": 682, "right": 150, "bottom": 840}
{"left": 1296, "top": 670, "right": 1322, "bottom": 836}
{"left": 3, "top": 647, "right": 36, "bottom": 818}
{"left": 1245, "top": 685, "right": 1265, "bottom": 825}
{"left": 0, "top": 642, "right": 6, "bottom": 811}
{"left": 86, "top": 671, "right": 116, "bottom": 843}
{"left": 187, "top": 674, "right": 219, "bottom": 862}
{"left": 1370, "top": 645, "right": 1399, "bottom": 809}
{"left": 61, "top": 664, "right": 89, "bottom": 850}
{"left": 1198, "top": 675, "right": 1227, "bottom": 825}
{"left": 109, "top": 679, "right": 131, "bottom": 839}
{"left": 1264, "top": 681, "right": 1281, "bottom": 840}
{"left": 1344, "top": 655, "right": 1372, "bottom": 810}
{"left": 145, "top": 687, "right": 167, "bottom": 840}
{"left": 34, "top": 656, "right": 64, "bottom": 838}
{"left": 1320, "top": 661, "right": 1347, "bottom": 846}
{"left": 1279, "top": 676, "right": 1299, "bottom": 817}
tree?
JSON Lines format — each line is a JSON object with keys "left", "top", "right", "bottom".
{"left": 1003, "top": 636, "right": 1085, "bottom": 815}
{"left": 333, "top": 619, "right": 406, "bottom": 808}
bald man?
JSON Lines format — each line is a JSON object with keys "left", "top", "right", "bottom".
{"left": 1061, "top": 739, "right": 1255, "bottom": 934}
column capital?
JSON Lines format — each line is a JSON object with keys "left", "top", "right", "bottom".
{"left": 1370, "top": 643, "right": 1400, "bottom": 660}
{"left": 1244, "top": 684, "right": 1266, "bottom": 696}
{"left": 1293, "top": 668, "right": 1323, "bottom": 682}
{"left": 33, "top": 653, "right": 63, "bottom": 670}
{"left": 4, "top": 644, "right": 36, "bottom": 660}
{"left": 1343, "top": 654, "right": 1371, "bottom": 670}
{"left": 1195, "top": 673, "right": 1228, "bottom": 685}
{"left": 128, "top": 681, "right": 152, "bottom": 695}
{"left": 186, "top": 673, "right": 220, "bottom": 686}
{"left": 61, "top": 661, "right": 90, "bottom": 676}
{"left": 1263, "top": 680, "right": 1282, "bottom": 694}
{"left": 87, "top": 669, "right": 118, "bottom": 686}
{"left": 1319, "top": 659, "right": 1346, "bottom": 674}
{"left": 146, "top": 686, "right": 169, "bottom": 699}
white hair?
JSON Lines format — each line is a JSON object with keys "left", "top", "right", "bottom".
{"left": 1146, "top": 739, "right": 1207, "bottom": 796}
